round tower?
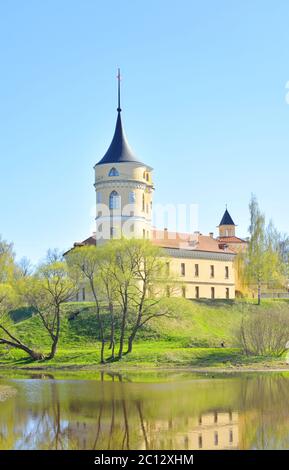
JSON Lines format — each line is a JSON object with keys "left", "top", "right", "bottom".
{"left": 94, "top": 71, "right": 154, "bottom": 245}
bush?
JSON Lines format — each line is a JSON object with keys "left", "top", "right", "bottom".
{"left": 238, "top": 309, "right": 289, "bottom": 357}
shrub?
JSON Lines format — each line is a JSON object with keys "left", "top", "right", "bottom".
{"left": 238, "top": 309, "right": 289, "bottom": 357}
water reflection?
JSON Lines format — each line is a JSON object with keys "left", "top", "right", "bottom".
{"left": 0, "top": 372, "right": 289, "bottom": 449}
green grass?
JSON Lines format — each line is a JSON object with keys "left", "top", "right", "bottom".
{"left": 1, "top": 298, "right": 289, "bottom": 370}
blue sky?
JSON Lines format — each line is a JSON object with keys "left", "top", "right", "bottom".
{"left": 0, "top": 0, "right": 289, "bottom": 262}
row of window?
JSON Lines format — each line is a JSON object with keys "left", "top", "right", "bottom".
{"left": 167, "top": 286, "right": 230, "bottom": 299}
{"left": 176, "top": 262, "right": 230, "bottom": 279}
{"left": 194, "top": 429, "right": 234, "bottom": 449}
{"left": 78, "top": 285, "right": 230, "bottom": 302}
{"left": 107, "top": 167, "right": 150, "bottom": 181}
{"left": 97, "top": 191, "right": 150, "bottom": 212}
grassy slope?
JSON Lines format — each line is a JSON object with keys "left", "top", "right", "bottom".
{"left": 1, "top": 298, "right": 289, "bottom": 369}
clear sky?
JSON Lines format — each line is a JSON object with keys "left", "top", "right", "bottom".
{"left": 1, "top": 0, "right": 289, "bottom": 263}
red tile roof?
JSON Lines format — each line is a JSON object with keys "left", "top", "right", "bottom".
{"left": 152, "top": 229, "right": 235, "bottom": 254}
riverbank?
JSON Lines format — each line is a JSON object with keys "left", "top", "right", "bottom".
{"left": 0, "top": 342, "right": 288, "bottom": 373}
{"left": 1, "top": 299, "right": 289, "bottom": 373}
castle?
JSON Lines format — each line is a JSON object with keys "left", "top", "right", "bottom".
{"left": 68, "top": 74, "right": 247, "bottom": 300}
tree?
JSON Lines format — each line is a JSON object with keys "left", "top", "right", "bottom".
{"left": 0, "top": 283, "right": 45, "bottom": 360}
{"left": 124, "top": 240, "right": 175, "bottom": 354}
{"left": 16, "top": 257, "right": 33, "bottom": 278}
{"left": 242, "top": 195, "right": 285, "bottom": 304}
{"left": 105, "top": 239, "right": 139, "bottom": 360}
{"left": 238, "top": 308, "right": 289, "bottom": 357}
{"left": 21, "top": 260, "right": 77, "bottom": 360}
{"left": 0, "top": 237, "right": 44, "bottom": 360}
{"left": 66, "top": 246, "right": 106, "bottom": 363}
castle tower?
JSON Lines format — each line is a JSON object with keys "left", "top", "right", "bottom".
{"left": 218, "top": 208, "right": 236, "bottom": 237}
{"left": 94, "top": 70, "right": 154, "bottom": 245}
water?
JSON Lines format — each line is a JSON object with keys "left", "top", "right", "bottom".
{"left": 0, "top": 371, "right": 289, "bottom": 450}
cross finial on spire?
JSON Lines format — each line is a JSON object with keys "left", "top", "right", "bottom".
{"left": 117, "top": 68, "right": 121, "bottom": 113}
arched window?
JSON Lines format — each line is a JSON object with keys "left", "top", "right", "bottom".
{"left": 108, "top": 167, "right": 119, "bottom": 177}
{"left": 129, "top": 191, "right": 136, "bottom": 203}
{"left": 142, "top": 193, "right": 145, "bottom": 211}
{"left": 109, "top": 191, "right": 120, "bottom": 209}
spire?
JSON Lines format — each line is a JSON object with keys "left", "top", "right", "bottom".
{"left": 117, "top": 68, "right": 121, "bottom": 113}
{"left": 95, "top": 69, "right": 144, "bottom": 166}
{"left": 218, "top": 208, "right": 236, "bottom": 226}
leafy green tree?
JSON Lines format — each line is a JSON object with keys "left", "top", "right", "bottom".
{"left": 243, "top": 195, "right": 285, "bottom": 304}
{"left": 0, "top": 237, "right": 44, "bottom": 360}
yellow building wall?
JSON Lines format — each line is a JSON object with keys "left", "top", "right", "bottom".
{"left": 168, "top": 255, "right": 235, "bottom": 299}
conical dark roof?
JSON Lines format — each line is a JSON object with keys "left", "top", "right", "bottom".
{"left": 95, "top": 111, "right": 142, "bottom": 166}
{"left": 219, "top": 209, "right": 235, "bottom": 226}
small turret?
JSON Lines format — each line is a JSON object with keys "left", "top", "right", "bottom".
{"left": 218, "top": 208, "right": 236, "bottom": 237}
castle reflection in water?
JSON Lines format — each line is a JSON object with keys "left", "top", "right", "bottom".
{"left": 67, "top": 411, "right": 239, "bottom": 450}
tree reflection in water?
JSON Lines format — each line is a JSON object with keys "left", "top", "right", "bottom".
{"left": 1, "top": 372, "right": 289, "bottom": 449}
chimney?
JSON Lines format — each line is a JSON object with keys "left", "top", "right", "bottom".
{"left": 164, "top": 227, "right": 168, "bottom": 239}
{"left": 209, "top": 232, "right": 214, "bottom": 238}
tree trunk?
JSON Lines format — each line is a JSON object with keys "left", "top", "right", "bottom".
{"left": 127, "top": 335, "right": 134, "bottom": 354}
{"left": 118, "top": 301, "right": 128, "bottom": 360}
{"left": 108, "top": 301, "right": 115, "bottom": 359}
{"left": 45, "top": 306, "right": 61, "bottom": 360}
{"left": 257, "top": 279, "right": 261, "bottom": 305}
{"left": 126, "top": 284, "right": 146, "bottom": 355}
{"left": 90, "top": 279, "right": 105, "bottom": 364}
{"left": 0, "top": 338, "right": 44, "bottom": 361}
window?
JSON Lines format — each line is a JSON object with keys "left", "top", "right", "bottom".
{"left": 229, "top": 430, "right": 233, "bottom": 443}
{"left": 182, "top": 286, "right": 186, "bottom": 298}
{"left": 110, "top": 227, "right": 117, "bottom": 238}
{"left": 195, "top": 286, "right": 199, "bottom": 299}
{"left": 143, "top": 229, "right": 146, "bottom": 239}
{"left": 96, "top": 191, "right": 102, "bottom": 203}
{"left": 142, "top": 193, "right": 145, "bottom": 211}
{"left": 166, "top": 286, "right": 170, "bottom": 297}
{"left": 97, "top": 211, "right": 102, "bottom": 218}
{"left": 130, "top": 223, "right": 134, "bottom": 233}
{"left": 109, "top": 191, "right": 120, "bottom": 209}
{"left": 76, "top": 291, "right": 79, "bottom": 302}
{"left": 129, "top": 191, "right": 136, "bottom": 203}
{"left": 198, "top": 435, "right": 203, "bottom": 449}
{"left": 195, "top": 264, "right": 199, "bottom": 277}
{"left": 214, "top": 411, "right": 218, "bottom": 423}
{"left": 226, "top": 288, "right": 230, "bottom": 299}
{"left": 181, "top": 263, "right": 185, "bottom": 276}
{"left": 214, "top": 432, "right": 218, "bottom": 446}
{"left": 210, "top": 265, "right": 215, "bottom": 278}
{"left": 225, "top": 266, "right": 229, "bottom": 279}
{"left": 98, "top": 223, "right": 102, "bottom": 232}
{"left": 108, "top": 167, "right": 119, "bottom": 177}
{"left": 82, "top": 287, "right": 85, "bottom": 301}
{"left": 211, "top": 287, "right": 215, "bottom": 299}
{"left": 146, "top": 172, "right": 149, "bottom": 181}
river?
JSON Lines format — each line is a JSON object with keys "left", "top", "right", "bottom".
{"left": 0, "top": 371, "right": 288, "bottom": 450}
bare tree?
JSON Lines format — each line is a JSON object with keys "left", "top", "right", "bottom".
{"left": 66, "top": 246, "right": 106, "bottom": 363}
{"left": 22, "top": 261, "right": 77, "bottom": 360}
